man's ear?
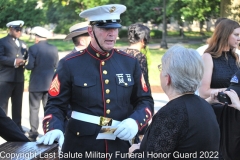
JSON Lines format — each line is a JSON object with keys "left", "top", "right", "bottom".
{"left": 88, "top": 26, "right": 94, "bottom": 38}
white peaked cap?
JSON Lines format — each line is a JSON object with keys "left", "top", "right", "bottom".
{"left": 31, "top": 26, "right": 51, "bottom": 38}
{"left": 6, "top": 20, "right": 24, "bottom": 27}
{"left": 79, "top": 4, "right": 126, "bottom": 28}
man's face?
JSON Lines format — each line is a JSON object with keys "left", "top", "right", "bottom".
{"left": 34, "top": 35, "right": 40, "bottom": 44}
{"left": 10, "top": 27, "right": 22, "bottom": 39}
{"left": 89, "top": 26, "right": 118, "bottom": 52}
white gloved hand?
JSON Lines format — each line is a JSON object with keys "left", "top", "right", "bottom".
{"left": 36, "top": 129, "right": 64, "bottom": 148}
{"left": 114, "top": 118, "right": 138, "bottom": 141}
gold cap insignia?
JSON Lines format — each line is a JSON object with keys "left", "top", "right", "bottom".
{"left": 109, "top": 6, "right": 116, "bottom": 13}
{"left": 19, "top": 23, "right": 23, "bottom": 27}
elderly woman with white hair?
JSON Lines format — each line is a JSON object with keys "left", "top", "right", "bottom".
{"left": 129, "top": 45, "right": 220, "bottom": 159}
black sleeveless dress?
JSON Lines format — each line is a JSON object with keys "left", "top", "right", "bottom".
{"left": 211, "top": 51, "right": 240, "bottom": 160}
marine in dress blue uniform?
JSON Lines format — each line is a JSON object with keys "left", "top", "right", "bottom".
{"left": 37, "top": 4, "right": 154, "bottom": 159}
{"left": 0, "top": 20, "right": 28, "bottom": 132}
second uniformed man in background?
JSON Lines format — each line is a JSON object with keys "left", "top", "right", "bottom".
{"left": 37, "top": 4, "right": 154, "bottom": 159}
{"left": 25, "top": 26, "right": 59, "bottom": 141}
{"left": 0, "top": 20, "right": 28, "bottom": 133}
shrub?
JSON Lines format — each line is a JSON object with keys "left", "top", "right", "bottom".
{"left": 119, "top": 29, "right": 162, "bottom": 39}
{"left": 118, "top": 29, "right": 128, "bottom": 38}
{"left": 150, "top": 30, "right": 162, "bottom": 39}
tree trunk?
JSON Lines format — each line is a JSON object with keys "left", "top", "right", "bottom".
{"left": 160, "top": 0, "right": 168, "bottom": 49}
{"left": 199, "top": 21, "right": 205, "bottom": 36}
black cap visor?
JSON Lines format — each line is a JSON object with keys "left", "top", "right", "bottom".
{"left": 90, "top": 20, "right": 122, "bottom": 28}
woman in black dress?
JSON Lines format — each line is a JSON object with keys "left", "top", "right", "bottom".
{"left": 199, "top": 19, "right": 240, "bottom": 160}
{"left": 129, "top": 45, "right": 220, "bottom": 159}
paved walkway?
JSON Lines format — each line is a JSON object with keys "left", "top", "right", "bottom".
{"left": 0, "top": 92, "right": 169, "bottom": 145}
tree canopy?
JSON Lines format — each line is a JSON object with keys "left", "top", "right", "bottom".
{"left": 0, "top": 0, "right": 230, "bottom": 34}
{"left": 0, "top": 0, "right": 45, "bottom": 28}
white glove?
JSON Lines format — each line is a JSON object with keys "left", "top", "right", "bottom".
{"left": 114, "top": 118, "right": 138, "bottom": 141}
{"left": 36, "top": 129, "right": 64, "bottom": 148}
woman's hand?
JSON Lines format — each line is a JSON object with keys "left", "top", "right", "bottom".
{"left": 129, "top": 143, "right": 140, "bottom": 153}
{"left": 206, "top": 89, "right": 225, "bottom": 104}
{"left": 224, "top": 89, "right": 240, "bottom": 111}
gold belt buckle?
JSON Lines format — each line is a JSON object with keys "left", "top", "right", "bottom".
{"left": 99, "top": 116, "right": 112, "bottom": 126}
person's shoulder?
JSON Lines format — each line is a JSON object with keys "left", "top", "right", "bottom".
{"left": 196, "top": 44, "right": 208, "bottom": 55}
{"left": 64, "top": 50, "right": 85, "bottom": 61}
{"left": 46, "top": 41, "right": 57, "bottom": 47}
{"left": 114, "top": 48, "right": 136, "bottom": 59}
{"left": 155, "top": 97, "right": 188, "bottom": 121}
{"left": 29, "top": 44, "right": 37, "bottom": 49}
{"left": 202, "top": 52, "right": 212, "bottom": 62}
{"left": 0, "top": 35, "right": 9, "bottom": 41}
{"left": 47, "top": 43, "right": 58, "bottom": 51}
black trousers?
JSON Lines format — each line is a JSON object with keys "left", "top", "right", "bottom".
{"left": 29, "top": 91, "right": 48, "bottom": 133}
{"left": 0, "top": 81, "right": 24, "bottom": 130}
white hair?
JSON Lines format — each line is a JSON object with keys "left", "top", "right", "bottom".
{"left": 161, "top": 45, "right": 204, "bottom": 94}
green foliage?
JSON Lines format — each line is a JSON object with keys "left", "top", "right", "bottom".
{"left": 168, "top": 0, "right": 220, "bottom": 26}
{"left": 43, "top": 0, "right": 111, "bottom": 33}
{"left": 150, "top": 30, "right": 162, "bottom": 39}
{"left": 109, "top": 0, "right": 161, "bottom": 25}
{"left": 118, "top": 29, "right": 128, "bottom": 39}
{"left": 141, "top": 46, "right": 152, "bottom": 67}
{"left": 118, "top": 29, "right": 162, "bottom": 39}
{"left": 0, "top": 0, "right": 46, "bottom": 28}
{"left": 24, "top": 70, "right": 31, "bottom": 82}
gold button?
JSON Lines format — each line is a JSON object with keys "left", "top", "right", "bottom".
{"left": 46, "top": 129, "right": 49, "bottom": 131}
{"left": 106, "top": 89, "right": 110, "bottom": 94}
{"left": 101, "top": 61, "right": 105, "bottom": 65}
{"left": 146, "top": 115, "right": 148, "bottom": 118}
{"left": 84, "top": 83, "right": 87, "bottom": 86}
{"left": 46, "top": 121, "right": 49, "bottom": 124}
{"left": 124, "top": 83, "right": 128, "bottom": 86}
{"left": 96, "top": 53, "right": 100, "bottom": 57}
{"left": 143, "top": 119, "right": 145, "bottom": 121}
{"left": 140, "top": 123, "right": 142, "bottom": 126}
{"left": 80, "top": 51, "right": 82, "bottom": 53}
{"left": 105, "top": 79, "right": 109, "bottom": 84}
{"left": 103, "top": 70, "right": 107, "bottom": 74}
{"left": 46, "top": 124, "right": 49, "bottom": 127}
{"left": 77, "top": 132, "right": 80, "bottom": 135}
{"left": 106, "top": 99, "right": 110, "bottom": 103}
{"left": 106, "top": 53, "right": 110, "bottom": 57}
{"left": 106, "top": 109, "right": 111, "bottom": 114}
{"left": 16, "top": 54, "right": 19, "bottom": 57}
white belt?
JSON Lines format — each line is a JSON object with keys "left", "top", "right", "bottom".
{"left": 71, "top": 111, "right": 121, "bottom": 126}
